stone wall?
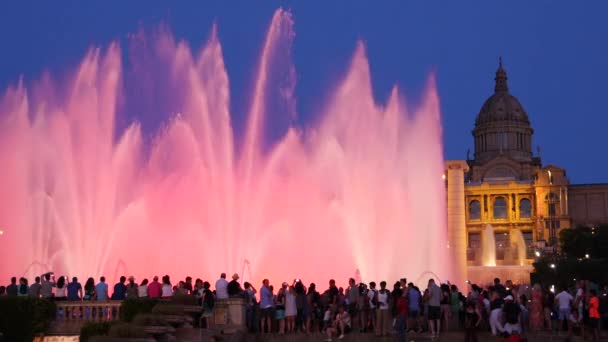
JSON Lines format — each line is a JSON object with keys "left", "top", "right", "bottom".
{"left": 569, "top": 184, "right": 608, "bottom": 226}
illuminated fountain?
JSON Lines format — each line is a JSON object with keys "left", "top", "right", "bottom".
{"left": 469, "top": 225, "right": 533, "bottom": 285}
{"left": 0, "top": 9, "right": 450, "bottom": 286}
{"left": 510, "top": 229, "right": 527, "bottom": 266}
{"left": 482, "top": 224, "right": 496, "bottom": 266}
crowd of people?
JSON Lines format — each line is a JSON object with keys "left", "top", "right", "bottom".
{"left": 2, "top": 272, "right": 608, "bottom": 341}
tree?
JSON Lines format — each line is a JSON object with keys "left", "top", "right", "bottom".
{"left": 532, "top": 224, "right": 608, "bottom": 286}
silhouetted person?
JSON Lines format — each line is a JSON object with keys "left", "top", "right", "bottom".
{"left": 185, "top": 276, "right": 193, "bottom": 294}
{"left": 227, "top": 273, "right": 243, "bottom": 297}
{"left": 67, "top": 277, "right": 83, "bottom": 301}
{"left": 29, "top": 276, "right": 42, "bottom": 298}
{"left": 96, "top": 276, "right": 109, "bottom": 301}
{"left": 112, "top": 276, "right": 127, "bottom": 300}
{"left": 148, "top": 276, "right": 162, "bottom": 298}
{"left": 126, "top": 276, "right": 138, "bottom": 298}
{"left": 6, "top": 277, "right": 18, "bottom": 296}
{"left": 215, "top": 273, "right": 228, "bottom": 299}
{"left": 40, "top": 272, "right": 56, "bottom": 299}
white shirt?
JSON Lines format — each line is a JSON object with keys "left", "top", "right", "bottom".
{"left": 483, "top": 298, "right": 491, "bottom": 313}
{"left": 56, "top": 286, "right": 66, "bottom": 297}
{"left": 377, "top": 290, "right": 389, "bottom": 310}
{"left": 161, "top": 284, "right": 173, "bottom": 297}
{"left": 138, "top": 285, "right": 148, "bottom": 298}
{"left": 338, "top": 311, "right": 352, "bottom": 327}
{"left": 215, "top": 278, "right": 229, "bottom": 299}
{"left": 556, "top": 291, "right": 573, "bottom": 309}
{"left": 323, "top": 309, "right": 332, "bottom": 322}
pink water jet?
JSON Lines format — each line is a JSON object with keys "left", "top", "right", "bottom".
{"left": 0, "top": 9, "right": 451, "bottom": 288}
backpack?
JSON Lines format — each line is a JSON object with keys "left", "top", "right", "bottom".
{"left": 372, "top": 290, "right": 379, "bottom": 306}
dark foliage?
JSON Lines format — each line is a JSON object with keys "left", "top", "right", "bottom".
{"left": 119, "top": 298, "right": 159, "bottom": 322}
{"left": 79, "top": 321, "right": 113, "bottom": 342}
{"left": 532, "top": 224, "right": 608, "bottom": 287}
{"left": 0, "top": 297, "right": 55, "bottom": 342}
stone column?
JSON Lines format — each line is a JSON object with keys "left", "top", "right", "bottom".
{"left": 446, "top": 160, "right": 470, "bottom": 291}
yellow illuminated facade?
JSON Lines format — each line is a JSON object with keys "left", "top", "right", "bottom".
{"left": 461, "top": 60, "right": 608, "bottom": 269}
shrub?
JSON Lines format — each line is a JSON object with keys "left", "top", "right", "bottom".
{"left": 151, "top": 303, "right": 186, "bottom": 315}
{"left": 132, "top": 313, "right": 170, "bottom": 327}
{"left": 79, "top": 321, "right": 112, "bottom": 342}
{"left": 108, "top": 322, "right": 148, "bottom": 338}
{"left": 0, "top": 297, "right": 55, "bottom": 342}
{"left": 119, "top": 298, "right": 159, "bottom": 322}
{"left": 169, "top": 293, "right": 198, "bottom": 306}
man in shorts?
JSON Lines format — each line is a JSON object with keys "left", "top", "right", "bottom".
{"left": 259, "top": 279, "right": 274, "bottom": 333}
{"left": 407, "top": 283, "right": 422, "bottom": 333}
{"left": 427, "top": 279, "right": 442, "bottom": 338}
{"left": 555, "top": 286, "right": 573, "bottom": 331}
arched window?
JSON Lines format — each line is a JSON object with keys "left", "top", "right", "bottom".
{"left": 469, "top": 200, "right": 481, "bottom": 220}
{"left": 519, "top": 198, "right": 531, "bottom": 218}
{"left": 493, "top": 197, "right": 507, "bottom": 219}
{"left": 545, "top": 192, "right": 558, "bottom": 216}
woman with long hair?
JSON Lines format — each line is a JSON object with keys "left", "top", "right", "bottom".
{"left": 138, "top": 279, "right": 149, "bottom": 298}
{"left": 84, "top": 277, "right": 96, "bottom": 300}
{"left": 83, "top": 277, "right": 96, "bottom": 319}
{"left": 161, "top": 275, "right": 173, "bottom": 299}
{"left": 55, "top": 276, "right": 67, "bottom": 301}
{"left": 285, "top": 285, "right": 297, "bottom": 333}
{"left": 440, "top": 283, "right": 451, "bottom": 332}
{"left": 275, "top": 283, "right": 287, "bottom": 334}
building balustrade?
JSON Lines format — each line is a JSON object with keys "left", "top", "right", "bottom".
{"left": 47, "top": 300, "right": 123, "bottom": 335}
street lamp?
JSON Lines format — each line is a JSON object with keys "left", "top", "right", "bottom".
{"left": 550, "top": 263, "right": 556, "bottom": 269}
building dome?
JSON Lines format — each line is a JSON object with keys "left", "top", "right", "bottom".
{"left": 476, "top": 93, "right": 530, "bottom": 126}
{"left": 475, "top": 58, "right": 530, "bottom": 126}
{"left": 471, "top": 58, "right": 534, "bottom": 166}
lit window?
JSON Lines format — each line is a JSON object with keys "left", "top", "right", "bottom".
{"left": 546, "top": 192, "right": 558, "bottom": 216}
{"left": 519, "top": 199, "right": 531, "bottom": 218}
{"left": 469, "top": 200, "right": 481, "bottom": 220}
{"left": 468, "top": 233, "right": 481, "bottom": 248}
{"left": 493, "top": 197, "right": 507, "bottom": 219}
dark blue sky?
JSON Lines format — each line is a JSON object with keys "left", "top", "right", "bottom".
{"left": 1, "top": 1, "right": 607, "bottom": 183}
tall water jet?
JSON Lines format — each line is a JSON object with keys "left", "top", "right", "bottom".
{"left": 482, "top": 224, "right": 496, "bottom": 266}
{"left": 510, "top": 229, "right": 527, "bottom": 266}
{"left": 0, "top": 8, "right": 451, "bottom": 287}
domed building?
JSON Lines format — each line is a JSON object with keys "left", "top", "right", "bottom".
{"left": 446, "top": 59, "right": 608, "bottom": 285}
{"left": 469, "top": 58, "right": 539, "bottom": 180}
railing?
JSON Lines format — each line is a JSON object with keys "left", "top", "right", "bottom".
{"left": 47, "top": 300, "right": 122, "bottom": 335}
